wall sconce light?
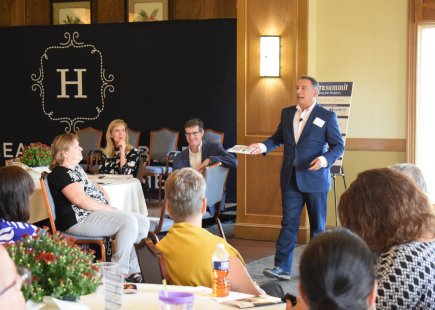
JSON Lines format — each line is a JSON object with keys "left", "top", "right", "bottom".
{"left": 260, "top": 36, "right": 280, "bottom": 77}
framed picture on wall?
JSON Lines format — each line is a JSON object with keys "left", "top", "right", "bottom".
{"left": 51, "top": 0, "right": 93, "bottom": 25}
{"left": 125, "top": 0, "right": 169, "bottom": 22}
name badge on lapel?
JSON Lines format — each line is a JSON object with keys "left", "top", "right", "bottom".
{"left": 313, "top": 117, "right": 325, "bottom": 128}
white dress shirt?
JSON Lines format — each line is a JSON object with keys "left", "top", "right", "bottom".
{"left": 258, "top": 102, "right": 327, "bottom": 167}
{"left": 188, "top": 143, "right": 203, "bottom": 169}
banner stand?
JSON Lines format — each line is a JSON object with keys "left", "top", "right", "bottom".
{"left": 331, "top": 166, "right": 348, "bottom": 226}
{"left": 318, "top": 81, "right": 354, "bottom": 227}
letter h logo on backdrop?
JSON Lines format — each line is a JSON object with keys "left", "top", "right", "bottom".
{"left": 56, "top": 68, "right": 87, "bottom": 99}
{"left": 31, "top": 32, "right": 115, "bottom": 132}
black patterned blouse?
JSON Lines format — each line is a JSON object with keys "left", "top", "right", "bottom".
{"left": 48, "top": 165, "right": 108, "bottom": 231}
{"left": 376, "top": 240, "right": 435, "bottom": 310}
{"left": 99, "top": 148, "right": 141, "bottom": 175}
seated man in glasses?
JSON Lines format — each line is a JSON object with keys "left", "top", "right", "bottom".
{"left": 0, "top": 245, "right": 26, "bottom": 309}
{"left": 173, "top": 118, "right": 237, "bottom": 173}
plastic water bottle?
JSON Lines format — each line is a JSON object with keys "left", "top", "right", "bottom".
{"left": 212, "top": 243, "right": 230, "bottom": 297}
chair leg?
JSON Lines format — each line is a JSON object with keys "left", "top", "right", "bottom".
{"left": 215, "top": 217, "right": 226, "bottom": 241}
{"left": 213, "top": 200, "right": 226, "bottom": 240}
{"left": 158, "top": 174, "right": 163, "bottom": 205}
{"left": 99, "top": 242, "right": 107, "bottom": 262}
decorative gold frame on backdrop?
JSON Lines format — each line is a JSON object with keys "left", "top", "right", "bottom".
{"left": 125, "top": 0, "right": 168, "bottom": 22}
{"left": 51, "top": 0, "right": 93, "bottom": 25}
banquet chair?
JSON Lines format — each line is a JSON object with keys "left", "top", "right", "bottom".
{"left": 40, "top": 172, "right": 113, "bottom": 262}
{"left": 203, "top": 129, "right": 225, "bottom": 145}
{"left": 127, "top": 128, "right": 141, "bottom": 148}
{"left": 76, "top": 127, "right": 103, "bottom": 172}
{"left": 87, "top": 150, "right": 106, "bottom": 174}
{"left": 142, "top": 128, "right": 179, "bottom": 211}
{"left": 134, "top": 237, "right": 172, "bottom": 285}
{"left": 203, "top": 162, "right": 229, "bottom": 240}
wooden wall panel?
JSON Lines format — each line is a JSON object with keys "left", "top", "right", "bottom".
{"left": 0, "top": 0, "right": 25, "bottom": 26}
{"left": 416, "top": 0, "right": 435, "bottom": 21}
{"left": 0, "top": 0, "right": 234, "bottom": 27}
{"left": 26, "top": 0, "right": 49, "bottom": 25}
{"left": 171, "top": 0, "right": 236, "bottom": 20}
{"left": 96, "top": 0, "right": 124, "bottom": 23}
{"left": 236, "top": 0, "right": 309, "bottom": 242}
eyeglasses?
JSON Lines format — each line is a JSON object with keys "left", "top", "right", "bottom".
{"left": 0, "top": 267, "right": 31, "bottom": 297}
{"left": 185, "top": 129, "right": 203, "bottom": 137}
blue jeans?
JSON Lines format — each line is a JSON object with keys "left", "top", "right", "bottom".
{"left": 274, "top": 183, "right": 327, "bottom": 273}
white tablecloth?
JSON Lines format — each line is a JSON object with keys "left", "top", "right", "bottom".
{"left": 29, "top": 174, "right": 147, "bottom": 223}
{"left": 89, "top": 175, "right": 148, "bottom": 216}
{"left": 79, "top": 284, "right": 285, "bottom": 309}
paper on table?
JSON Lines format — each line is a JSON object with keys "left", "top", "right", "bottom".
{"left": 221, "top": 295, "right": 283, "bottom": 308}
{"left": 209, "top": 291, "right": 255, "bottom": 303}
{"left": 89, "top": 174, "right": 133, "bottom": 183}
{"left": 227, "top": 145, "right": 256, "bottom": 154}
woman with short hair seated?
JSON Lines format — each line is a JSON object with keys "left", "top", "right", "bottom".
{"left": 100, "top": 119, "right": 141, "bottom": 175}
{"left": 339, "top": 168, "right": 435, "bottom": 309}
{"left": 48, "top": 133, "right": 149, "bottom": 276}
{"left": 0, "top": 166, "right": 39, "bottom": 243}
{"left": 287, "top": 228, "right": 377, "bottom": 310}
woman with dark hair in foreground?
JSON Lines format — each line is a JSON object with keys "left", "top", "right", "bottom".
{"left": 339, "top": 168, "right": 435, "bottom": 309}
{"left": 287, "top": 228, "right": 377, "bottom": 310}
{"left": 0, "top": 166, "right": 39, "bottom": 243}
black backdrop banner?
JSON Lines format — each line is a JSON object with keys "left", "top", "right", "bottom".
{"left": 0, "top": 19, "right": 237, "bottom": 201}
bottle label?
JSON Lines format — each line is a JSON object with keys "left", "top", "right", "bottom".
{"left": 213, "top": 260, "right": 229, "bottom": 271}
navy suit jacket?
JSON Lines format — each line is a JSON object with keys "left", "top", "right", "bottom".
{"left": 173, "top": 141, "right": 238, "bottom": 170}
{"left": 263, "top": 104, "right": 344, "bottom": 193}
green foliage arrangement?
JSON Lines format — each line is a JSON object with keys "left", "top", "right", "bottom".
{"left": 135, "top": 9, "right": 158, "bottom": 22}
{"left": 6, "top": 232, "right": 100, "bottom": 302}
{"left": 20, "top": 142, "right": 52, "bottom": 167}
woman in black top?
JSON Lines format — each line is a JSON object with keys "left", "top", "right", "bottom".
{"left": 48, "top": 133, "right": 149, "bottom": 276}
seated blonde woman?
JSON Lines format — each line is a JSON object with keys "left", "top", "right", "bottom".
{"left": 338, "top": 168, "right": 435, "bottom": 309}
{"left": 48, "top": 133, "right": 149, "bottom": 277}
{"left": 100, "top": 119, "right": 141, "bottom": 175}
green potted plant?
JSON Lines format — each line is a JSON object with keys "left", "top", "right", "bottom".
{"left": 20, "top": 142, "right": 52, "bottom": 168}
{"left": 6, "top": 232, "right": 100, "bottom": 303}
{"left": 19, "top": 142, "right": 52, "bottom": 178}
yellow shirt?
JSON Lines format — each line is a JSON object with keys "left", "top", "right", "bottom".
{"left": 156, "top": 222, "right": 244, "bottom": 287}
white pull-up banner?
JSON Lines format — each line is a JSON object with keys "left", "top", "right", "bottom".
{"left": 318, "top": 82, "right": 353, "bottom": 175}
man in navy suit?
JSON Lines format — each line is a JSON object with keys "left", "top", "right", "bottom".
{"left": 250, "top": 76, "right": 344, "bottom": 280}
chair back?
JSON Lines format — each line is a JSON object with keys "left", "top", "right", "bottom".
{"left": 149, "top": 128, "right": 179, "bottom": 164}
{"left": 40, "top": 171, "right": 58, "bottom": 234}
{"left": 204, "top": 162, "right": 229, "bottom": 207}
{"left": 135, "top": 156, "right": 145, "bottom": 180}
{"left": 203, "top": 162, "right": 229, "bottom": 239}
{"left": 87, "top": 150, "right": 107, "bottom": 174}
{"left": 128, "top": 128, "right": 141, "bottom": 148}
{"left": 203, "top": 129, "right": 224, "bottom": 145}
{"left": 134, "top": 238, "right": 172, "bottom": 285}
{"left": 76, "top": 127, "right": 103, "bottom": 161}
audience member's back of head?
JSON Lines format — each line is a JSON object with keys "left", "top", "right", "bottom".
{"left": 339, "top": 168, "right": 435, "bottom": 253}
{"left": 0, "top": 166, "right": 34, "bottom": 222}
{"left": 390, "top": 163, "right": 428, "bottom": 194}
{"left": 164, "top": 168, "right": 206, "bottom": 222}
{"left": 299, "top": 229, "right": 376, "bottom": 310}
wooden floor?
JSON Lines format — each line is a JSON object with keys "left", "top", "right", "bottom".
{"left": 227, "top": 238, "right": 275, "bottom": 263}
